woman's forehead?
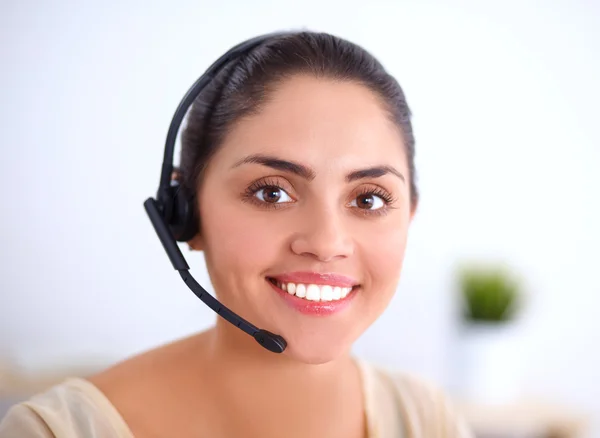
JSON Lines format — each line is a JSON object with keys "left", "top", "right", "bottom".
{"left": 215, "top": 76, "right": 408, "bottom": 171}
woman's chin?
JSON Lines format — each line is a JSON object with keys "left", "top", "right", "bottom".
{"left": 286, "top": 347, "right": 347, "bottom": 365}
{"left": 281, "top": 334, "right": 354, "bottom": 365}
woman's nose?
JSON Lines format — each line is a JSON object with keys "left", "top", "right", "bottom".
{"left": 289, "top": 206, "right": 354, "bottom": 262}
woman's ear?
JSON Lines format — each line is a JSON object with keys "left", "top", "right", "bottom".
{"left": 409, "top": 200, "right": 418, "bottom": 223}
{"left": 187, "top": 234, "right": 204, "bottom": 252}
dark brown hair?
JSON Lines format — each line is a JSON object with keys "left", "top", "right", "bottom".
{"left": 180, "top": 31, "right": 419, "bottom": 208}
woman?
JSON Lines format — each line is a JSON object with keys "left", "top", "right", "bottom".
{"left": 0, "top": 31, "right": 473, "bottom": 438}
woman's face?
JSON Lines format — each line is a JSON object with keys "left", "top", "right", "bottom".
{"left": 192, "top": 75, "right": 415, "bottom": 364}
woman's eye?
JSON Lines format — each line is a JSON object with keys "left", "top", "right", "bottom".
{"left": 350, "top": 194, "right": 386, "bottom": 210}
{"left": 255, "top": 186, "right": 293, "bottom": 204}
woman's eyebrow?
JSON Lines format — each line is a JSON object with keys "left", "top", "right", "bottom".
{"left": 346, "top": 166, "right": 405, "bottom": 183}
{"left": 232, "top": 154, "right": 315, "bottom": 180}
{"left": 232, "top": 153, "right": 405, "bottom": 183}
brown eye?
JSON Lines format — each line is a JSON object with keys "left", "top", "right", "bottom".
{"left": 352, "top": 193, "right": 385, "bottom": 210}
{"left": 263, "top": 188, "right": 281, "bottom": 203}
{"left": 356, "top": 194, "right": 374, "bottom": 209}
{"left": 254, "top": 186, "right": 292, "bottom": 204}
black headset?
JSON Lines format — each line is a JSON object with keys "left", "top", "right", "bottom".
{"left": 143, "top": 32, "right": 293, "bottom": 354}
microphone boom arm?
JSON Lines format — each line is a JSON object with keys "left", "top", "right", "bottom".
{"left": 143, "top": 198, "right": 286, "bottom": 353}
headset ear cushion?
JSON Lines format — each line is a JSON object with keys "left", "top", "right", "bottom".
{"left": 170, "top": 189, "right": 199, "bottom": 242}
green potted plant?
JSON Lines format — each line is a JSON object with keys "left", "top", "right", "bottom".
{"left": 459, "top": 266, "right": 521, "bottom": 325}
{"left": 454, "top": 263, "right": 525, "bottom": 403}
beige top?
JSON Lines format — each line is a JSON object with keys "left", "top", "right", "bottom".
{"left": 0, "top": 361, "right": 473, "bottom": 438}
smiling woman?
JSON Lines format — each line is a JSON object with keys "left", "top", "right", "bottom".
{"left": 0, "top": 31, "right": 472, "bottom": 438}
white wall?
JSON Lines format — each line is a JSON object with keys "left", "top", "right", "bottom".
{"left": 1, "top": 0, "right": 599, "bottom": 434}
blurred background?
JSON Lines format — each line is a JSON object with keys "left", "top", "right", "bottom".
{"left": 1, "top": 0, "right": 598, "bottom": 436}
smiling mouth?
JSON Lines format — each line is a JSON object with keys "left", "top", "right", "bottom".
{"left": 267, "top": 277, "right": 358, "bottom": 302}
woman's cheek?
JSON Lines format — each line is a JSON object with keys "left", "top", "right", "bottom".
{"left": 203, "top": 207, "right": 281, "bottom": 272}
{"left": 367, "top": 225, "right": 409, "bottom": 289}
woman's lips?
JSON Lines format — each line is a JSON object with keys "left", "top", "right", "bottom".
{"left": 266, "top": 277, "right": 358, "bottom": 316}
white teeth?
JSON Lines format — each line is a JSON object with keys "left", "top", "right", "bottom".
{"left": 321, "top": 285, "right": 333, "bottom": 301}
{"left": 295, "top": 283, "right": 307, "bottom": 298}
{"left": 332, "top": 286, "right": 342, "bottom": 300}
{"left": 306, "top": 284, "right": 320, "bottom": 301}
{"left": 274, "top": 281, "right": 355, "bottom": 302}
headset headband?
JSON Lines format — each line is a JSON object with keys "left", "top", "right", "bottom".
{"left": 157, "top": 31, "right": 293, "bottom": 202}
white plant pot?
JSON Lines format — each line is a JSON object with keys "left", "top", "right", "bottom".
{"left": 455, "top": 321, "right": 523, "bottom": 404}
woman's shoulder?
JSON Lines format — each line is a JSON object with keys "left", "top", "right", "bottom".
{"left": 0, "top": 335, "right": 204, "bottom": 438}
{"left": 357, "top": 360, "right": 474, "bottom": 438}
{"left": 0, "top": 377, "right": 134, "bottom": 438}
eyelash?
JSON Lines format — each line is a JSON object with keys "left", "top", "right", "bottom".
{"left": 352, "top": 186, "right": 397, "bottom": 217}
{"left": 241, "top": 178, "right": 397, "bottom": 216}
